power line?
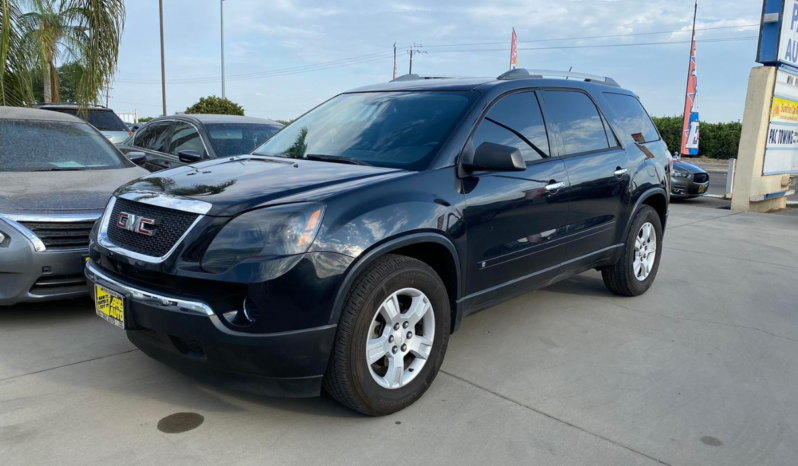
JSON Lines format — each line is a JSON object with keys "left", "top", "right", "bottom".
{"left": 116, "top": 22, "right": 757, "bottom": 85}
{"left": 421, "top": 23, "right": 760, "bottom": 48}
{"left": 430, "top": 36, "right": 758, "bottom": 54}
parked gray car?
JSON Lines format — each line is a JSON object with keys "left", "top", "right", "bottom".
{"left": 34, "top": 103, "right": 132, "bottom": 143}
{"left": 671, "top": 159, "right": 709, "bottom": 199}
{"left": 0, "top": 107, "right": 147, "bottom": 305}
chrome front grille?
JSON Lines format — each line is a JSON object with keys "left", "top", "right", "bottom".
{"left": 17, "top": 220, "right": 96, "bottom": 251}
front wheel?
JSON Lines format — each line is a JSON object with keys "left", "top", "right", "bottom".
{"left": 323, "top": 254, "right": 450, "bottom": 416}
{"left": 602, "top": 205, "right": 663, "bottom": 297}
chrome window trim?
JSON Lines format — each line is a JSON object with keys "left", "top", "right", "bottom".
{"left": 98, "top": 195, "right": 208, "bottom": 264}
{"left": 166, "top": 120, "right": 211, "bottom": 158}
{"left": 85, "top": 260, "right": 214, "bottom": 316}
{"left": 0, "top": 212, "right": 102, "bottom": 253}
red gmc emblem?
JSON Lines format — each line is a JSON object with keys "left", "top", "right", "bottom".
{"left": 117, "top": 212, "right": 159, "bottom": 236}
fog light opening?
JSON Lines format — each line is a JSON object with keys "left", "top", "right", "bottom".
{"left": 221, "top": 297, "right": 259, "bottom": 327}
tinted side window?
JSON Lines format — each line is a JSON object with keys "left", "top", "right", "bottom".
{"left": 472, "top": 92, "right": 549, "bottom": 163}
{"left": 544, "top": 91, "right": 610, "bottom": 155}
{"left": 603, "top": 93, "right": 660, "bottom": 143}
{"left": 134, "top": 122, "right": 171, "bottom": 151}
{"left": 168, "top": 122, "right": 206, "bottom": 156}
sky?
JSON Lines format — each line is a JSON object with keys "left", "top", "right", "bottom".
{"left": 109, "top": 0, "right": 763, "bottom": 123}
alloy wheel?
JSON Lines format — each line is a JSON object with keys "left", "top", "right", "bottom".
{"left": 366, "top": 288, "right": 435, "bottom": 389}
{"left": 633, "top": 222, "right": 657, "bottom": 281}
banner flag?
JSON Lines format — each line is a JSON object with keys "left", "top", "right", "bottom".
{"left": 510, "top": 28, "right": 518, "bottom": 70}
{"left": 681, "top": 2, "right": 699, "bottom": 156}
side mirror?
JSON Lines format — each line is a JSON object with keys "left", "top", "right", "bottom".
{"left": 125, "top": 151, "right": 146, "bottom": 166}
{"left": 178, "top": 150, "right": 203, "bottom": 164}
{"left": 464, "top": 142, "right": 526, "bottom": 172}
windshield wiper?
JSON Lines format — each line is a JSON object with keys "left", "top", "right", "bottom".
{"left": 304, "top": 154, "right": 372, "bottom": 166}
{"left": 33, "top": 167, "right": 85, "bottom": 172}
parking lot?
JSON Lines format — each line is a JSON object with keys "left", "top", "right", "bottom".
{"left": 0, "top": 202, "right": 796, "bottom": 466}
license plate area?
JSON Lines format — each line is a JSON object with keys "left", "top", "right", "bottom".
{"left": 95, "top": 284, "right": 126, "bottom": 329}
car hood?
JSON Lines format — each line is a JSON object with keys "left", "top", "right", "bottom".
{"left": 0, "top": 166, "right": 148, "bottom": 213}
{"left": 115, "top": 156, "right": 408, "bottom": 217}
{"left": 673, "top": 160, "right": 707, "bottom": 174}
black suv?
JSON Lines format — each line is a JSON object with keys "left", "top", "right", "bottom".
{"left": 86, "top": 69, "right": 670, "bottom": 416}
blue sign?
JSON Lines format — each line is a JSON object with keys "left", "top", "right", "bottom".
{"left": 758, "top": 0, "right": 798, "bottom": 70}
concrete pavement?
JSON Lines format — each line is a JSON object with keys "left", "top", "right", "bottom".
{"left": 1, "top": 203, "right": 797, "bottom": 466}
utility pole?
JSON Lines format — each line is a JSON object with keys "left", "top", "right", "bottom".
{"left": 408, "top": 44, "right": 426, "bottom": 75}
{"left": 221, "top": 0, "right": 226, "bottom": 99}
{"left": 159, "top": 0, "right": 167, "bottom": 116}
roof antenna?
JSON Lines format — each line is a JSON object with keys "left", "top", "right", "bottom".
{"left": 566, "top": 66, "right": 573, "bottom": 79}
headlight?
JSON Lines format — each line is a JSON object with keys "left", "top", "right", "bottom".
{"left": 672, "top": 170, "right": 691, "bottom": 178}
{"left": 201, "top": 202, "right": 324, "bottom": 273}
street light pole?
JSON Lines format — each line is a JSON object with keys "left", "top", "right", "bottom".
{"left": 159, "top": 0, "right": 167, "bottom": 116}
{"left": 221, "top": 0, "right": 226, "bottom": 99}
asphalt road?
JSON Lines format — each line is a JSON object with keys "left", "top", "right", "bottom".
{"left": 2, "top": 203, "right": 798, "bottom": 466}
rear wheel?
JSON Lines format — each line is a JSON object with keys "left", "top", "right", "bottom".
{"left": 323, "top": 254, "right": 450, "bottom": 416}
{"left": 602, "top": 206, "right": 662, "bottom": 297}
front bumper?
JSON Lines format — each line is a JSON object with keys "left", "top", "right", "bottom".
{"left": 85, "top": 260, "right": 337, "bottom": 397}
{"left": 670, "top": 177, "right": 709, "bottom": 198}
{"left": 0, "top": 226, "right": 89, "bottom": 306}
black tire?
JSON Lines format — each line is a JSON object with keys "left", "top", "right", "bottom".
{"left": 602, "top": 205, "right": 663, "bottom": 297}
{"left": 323, "top": 254, "right": 450, "bottom": 416}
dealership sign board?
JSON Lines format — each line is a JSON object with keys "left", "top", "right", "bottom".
{"left": 757, "top": 0, "right": 798, "bottom": 67}
{"left": 765, "top": 69, "right": 798, "bottom": 175}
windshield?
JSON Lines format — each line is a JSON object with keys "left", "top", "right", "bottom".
{"left": 206, "top": 123, "right": 281, "bottom": 157}
{"left": 252, "top": 91, "right": 476, "bottom": 170}
{"left": 45, "top": 108, "right": 128, "bottom": 131}
{"left": 0, "top": 120, "right": 129, "bottom": 172}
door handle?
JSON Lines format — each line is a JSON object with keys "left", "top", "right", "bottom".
{"left": 545, "top": 181, "right": 565, "bottom": 193}
{"left": 614, "top": 168, "right": 629, "bottom": 177}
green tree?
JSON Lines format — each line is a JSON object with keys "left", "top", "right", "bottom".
{"left": 31, "top": 60, "right": 82, "bottom": 101}
{"left": 0, "top": 0, "right": 34, "bottom": 105}
{"left": 185, "top": 96, "right": 244, "bottom": 115}
{"left": 652, "top": 116, "right": 742, "bottom": 160}
{"left": 0, "top": 0, "right": 124, "bottom": 106}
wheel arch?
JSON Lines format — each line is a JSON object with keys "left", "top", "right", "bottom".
{"left": 328, "top": 232, "right": 463, "bottom": 334}
{"left": 626, "top": 188, "right": 668, "bottom": 237}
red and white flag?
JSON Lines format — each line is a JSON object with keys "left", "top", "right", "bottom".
{"left": 510, "top": 28, "right": 518, "bottom": 70}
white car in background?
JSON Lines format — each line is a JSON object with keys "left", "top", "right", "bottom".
{"left": 34, "top": 103, "right": 133, "bottom": 144}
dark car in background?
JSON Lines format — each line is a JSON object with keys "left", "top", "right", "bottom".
{"left": 85, "top": 69, "right": 670, "bottom": 415}
{"left": 671, "top": 158, "right": 709, "bottom": 199}
{"left": 0, "top": 107, "right": 147, "bottom": 305}
{"left": 34, "top": 103, "right": 132, "bottom": 144}
{"left": 116, "top": 114, "right": 283, "bottom": 172}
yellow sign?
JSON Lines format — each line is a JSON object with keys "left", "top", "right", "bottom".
{"left": 771, "top": 96, "right": 798, "bottom": 124}
{"left": 95, "top": 285, "right": 125, "bottom": 328}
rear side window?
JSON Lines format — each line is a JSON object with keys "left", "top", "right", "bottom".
{"left": 472, "top": 91, "right": 549, "bottom": 163}
{"left": 134, "top": 122, "right": 171, "bottom": 151}
{"left": 45, "top": 108, "right": 128, "bottom": 131}
{"left": 543, "top": 91, "right": 611, "bottom": 155}
{"left": 603, "top": 93, "right": 660, "bottom": 143}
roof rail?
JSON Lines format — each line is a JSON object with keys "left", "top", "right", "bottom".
{"left": 390, "top": 74, "right": 459, "bottom": 82}
{"left": 497, "top": 68, "right": 620, "bottom": 88}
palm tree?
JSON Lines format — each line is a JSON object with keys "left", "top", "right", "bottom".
{"left": 0, "top": 0, "right": 124, "bottom": 105}
{"left": 0, "top": 0, "right": 34, "bottom": 106}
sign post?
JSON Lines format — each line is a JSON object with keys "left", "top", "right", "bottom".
{"left": 732, "top": 0, "right": 798, "bottom": 212}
